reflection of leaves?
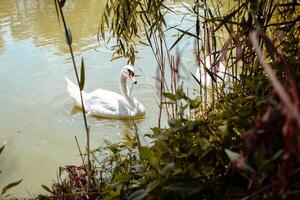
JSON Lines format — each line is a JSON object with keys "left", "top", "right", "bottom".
{"left": 0, "top": 144, "right": 5, "bottom": 155}
{"left": 41, "top": 185, "right": 53, "bottom": 194}
{"left": 0, "top": 144, "right": 21, "bottom": 197}
{"left": 0, "top": 144, "right": 4, "bottom": 176}
{"left": 1, "top": 180, "right": 22, "bottom": 195}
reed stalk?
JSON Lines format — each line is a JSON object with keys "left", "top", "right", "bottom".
{"left": 54, "top": 0, "right": 91, "bottom": 193}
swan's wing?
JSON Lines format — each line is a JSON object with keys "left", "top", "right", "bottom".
{"left": 85, "top": 89, "right": 132, "bottom": 117}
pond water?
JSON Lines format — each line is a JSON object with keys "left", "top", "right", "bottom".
{"left": 0, "top": 0, "right": 198, "bottom": 197}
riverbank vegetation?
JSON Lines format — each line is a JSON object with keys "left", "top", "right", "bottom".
{"left": 7, "top": 0, "right": 300, "bottom": 199}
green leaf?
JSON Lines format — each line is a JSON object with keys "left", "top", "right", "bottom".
{"left": 199, "top": 138, "right": 210, "bottom": 150}
{"left": 79, "top": 57, "right": 85, "bottom": 91}
{"left": 169, "top": 31, "right": 185, "bottom": 51}
{"left": 213, "top": 2, "right": 246, "bottom": 32}
{"left": 41, "top": 185, "right": 53, "bottom": 194}
{"left": 163, "top": 92, "right": 176, "bottom": 100}
{"left": 1, "top": 179, "right": 22, "bottom": 195}
{"left": 139, "top": 41, "right": 149, "bottom": 46}
{"left": 175, "top": 88, "right": 187, "bottom": 99}
{"left": 128, "top": 189, "right": 148, "bottom": 200}
{"left": 165, "top": 181, "right": 204, "bottom": 196}
{"left": 225, "top": 149, "right": 255, "bottom": 173}
{"left": 175, "top": 28, "right": 201, "bottom": 40}
{"left": 146, "top": 180, "right": 160, "bottom": 193}
{"left": 110, "top": 54, "right": 124, "bottom": 61}
{"left": 225, "top": 149, "right": 240, "bottom": 162}
{"left": 272, "top": 149, "right": 284, "bottom": 161}
{"left": 190, "top": 71, "right": 201, "bottom": 85}
{"left": 139, "top": 147, "right": 159, "bottom": 170}
{"left": 202, "top": 65, "right": 217, "bottom": 83}
{"left": 65, "top": 28, "right": 72, "bottom": 45}
{"left": 172, "top": 167, "right": 183, "bottom": 176}
{"left": 161, "top": 162, "right": 175, "bottom": 174}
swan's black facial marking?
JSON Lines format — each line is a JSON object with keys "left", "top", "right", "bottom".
{"left": 127, "top": 69, "right": 137, "bottom": 84}
{"left": 127, "top": 69, "right": 135, "bottom": 77}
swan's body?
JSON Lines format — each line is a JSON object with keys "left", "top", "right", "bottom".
{"left": 66, "top": 65, "right": 145, "bottom": 119}
{"left": 195, "top": 55, "right": 228, "bottom": 88}
{"left": 195, "top": 55, "right": 232, "bottom": 101}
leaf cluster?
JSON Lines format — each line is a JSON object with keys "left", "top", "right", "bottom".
{"left": 100, "top": 0, "right": 166, "bottom": 64}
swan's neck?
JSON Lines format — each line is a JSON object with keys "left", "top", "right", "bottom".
{"left": 120, "top": 75, "right": 134, "bottom": 105}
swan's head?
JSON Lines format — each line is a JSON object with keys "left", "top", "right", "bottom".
{"left": 121, "top": 65, "right": 137, "bottom": 84}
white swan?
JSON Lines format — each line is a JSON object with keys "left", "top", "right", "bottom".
{"left": 65, "top": 65, "right": 145, "bottom": 119}
{"left": 195, "top": 55, "right": 228, "bottom": 88}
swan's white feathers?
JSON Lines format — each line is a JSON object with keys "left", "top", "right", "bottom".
{"left": 86, "top": 89, "right": 131, "bottom": 115}
{"left": 65, "top": 65, "right": 145, "bottom": 119}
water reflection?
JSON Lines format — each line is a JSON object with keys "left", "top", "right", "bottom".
{"left": 0, "top": 29, "right": 4, "bottom": 53}
{"left": 70, "top": 106, "right": 146, "bottom": 131}
{"left": 0, "top": 0, "right": 105, "bottom": 55}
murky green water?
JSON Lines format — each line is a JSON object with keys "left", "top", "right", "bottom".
{"left": 0, "top": 0, "right": 199, "bottom": 197}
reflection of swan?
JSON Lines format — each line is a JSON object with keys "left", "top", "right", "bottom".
{"left": 66, "top": 65, "right": 145, "bottom": 119}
